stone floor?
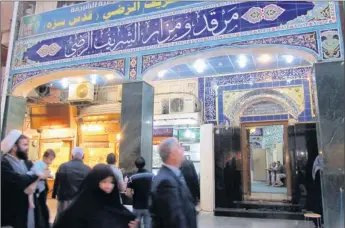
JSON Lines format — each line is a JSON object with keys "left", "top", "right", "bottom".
{"left": 47, "top": 199, "right": 312, "bottom": 227}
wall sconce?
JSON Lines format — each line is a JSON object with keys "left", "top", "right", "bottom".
{"left": 116, "top": 133, "right": 121, "bottom": 141}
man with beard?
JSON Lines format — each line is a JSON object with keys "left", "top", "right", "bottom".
{"left": 1, "top": 130, "right": 50, "bottom": 228}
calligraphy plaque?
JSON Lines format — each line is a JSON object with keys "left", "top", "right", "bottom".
{"left": 12, "top": 1, "right": 336, "bottom": 70}
{"left": 19, "top": 1, "right": 198, "bottom": 38}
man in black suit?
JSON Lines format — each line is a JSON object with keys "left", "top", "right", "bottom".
{"left": 180, "top": 157, "right": 200, "bottom": 205}
{"left": 150, "top": 138, "right": 197, "bottom": 228}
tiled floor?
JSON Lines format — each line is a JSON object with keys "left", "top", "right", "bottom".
{"left": 47, "top": 199, "right": 312, "bottom": 228}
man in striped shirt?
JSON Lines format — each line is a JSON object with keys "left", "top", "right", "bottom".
{"left": 126, "top": 157, "right": 154, "bottom": 228}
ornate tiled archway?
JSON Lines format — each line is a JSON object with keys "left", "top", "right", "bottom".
{"left": 224, "top": 89, "right": 301, "bottom": 126}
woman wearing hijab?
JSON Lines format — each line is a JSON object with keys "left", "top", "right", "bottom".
{"left": 311, "top": 153, "right": 324, "bottom": 227}
{"left": 53, "top": 164, "right": 138, "bottom": 228}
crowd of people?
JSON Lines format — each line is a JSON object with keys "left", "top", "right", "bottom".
{"left": 1, "top": 130, "right": 200, "bottom": 228}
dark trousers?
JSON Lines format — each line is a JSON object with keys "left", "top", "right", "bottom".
{"left": 35, "top": 190, "right": 50, "bottom": 228}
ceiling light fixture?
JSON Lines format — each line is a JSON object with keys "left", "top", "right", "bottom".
{"left": 238, "top": 55, "right": 247, "bottom": 68}
{"left": 259, "top": 54, "right": 272, "bottom": 63}
{"left": 283, "top": 55, "right": 294, "bottom": 63}
{"left": 77, "top": 77, "right": 83, "bottom": 83}
{"left": 158, "top": 70, "right": 167, "bottom": 78}
{"left": 61, "top": 79, "right": 69, "bottom": 89}
{"left": 90, "top": 74, "right": 97, "bottom": 84}
{"left": 105, "top": 74, "right": 115, "bottom": 80}
{"left": 193, "top": 59, "right": 206, "bottom": 73}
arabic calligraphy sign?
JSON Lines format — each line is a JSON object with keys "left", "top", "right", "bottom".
{"left": 15, "top": 1, "right": 322, "bottom": 68}
{"left": 19, "top": 1, "right": 198, "bottom": 38}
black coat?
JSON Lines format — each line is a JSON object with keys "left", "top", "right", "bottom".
{"left": 151, "top": 165, "right": 197, "bottom": 228}
{"left": 1, "top": 156, "right": 38, "bottom": 228}
{"left": 52, "top": 159, "right": 91, "bottom": 201}
{"left": 180, "top": 160, "right": 200, "bottom": 204}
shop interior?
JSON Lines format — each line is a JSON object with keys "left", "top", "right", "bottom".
{"left": 152, "top": 127, "right": 200, "bottom": 175}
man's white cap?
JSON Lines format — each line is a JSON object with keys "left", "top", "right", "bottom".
{"left": 72, "top": 147, "right": 84, "bottom": 158}
{"left": 1, "top": 130, "right": 22, "bottom": 153}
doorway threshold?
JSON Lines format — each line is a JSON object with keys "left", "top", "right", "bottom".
{"left": 214, "top": 207, "right": 305, "bottom": 220}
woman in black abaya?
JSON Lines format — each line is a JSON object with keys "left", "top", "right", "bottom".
{"left": 53, "top": 164, "right": 137, "bottom": 228}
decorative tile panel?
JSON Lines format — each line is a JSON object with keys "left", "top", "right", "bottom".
{"left": 12, "top": 1, "right": 335, "bottom": 70}
{"left": 199, "top": 67, "right": 313, "bottom": 123}
{"left": 220, "top": 85, "right": 305, "bottom": 126}
{"left": 129, "top": 57, "right": 138, "bottom": 80}
{"left": 231, "top": 32, "right": 318, "bottom": 53}
{"left": 241, "top": 4, "right": 285, "bottom": 24}
{"left": 242, "top": 101, "right": 286, "bottom": 116}
{"left": 320, "top": 29, "right": 342, "bottom": 60}
{"left": 12, "top": 58, "right": 126, "bottom": 87}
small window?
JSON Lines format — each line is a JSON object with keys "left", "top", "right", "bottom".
{"left": 57, "top": 1, "right": 85, "bottom": 8}
{"left": 22, "top": 1, "right": 36, "bottom": 16}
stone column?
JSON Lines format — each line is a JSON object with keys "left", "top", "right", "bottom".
{"left": 314, "top": 61, "right": 345, "bottom": 228}
{"left": 200, "top": 124, "right": 215, "bottom": 212}
{"left": 119, "top": 81, "right": 154, "bottom": 173}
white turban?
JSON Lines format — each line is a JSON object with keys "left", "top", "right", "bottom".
{"left": 72, "top": 147, "right": 84, "bottom": 158}
{"left": 1, "top": 130, "right": 22, "bottom": 153}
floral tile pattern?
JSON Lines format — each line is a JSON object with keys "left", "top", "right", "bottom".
{"left": 232, "top": 32, "right": 318, "bottom": 53}
{"left": 220, "top": 84, "right": 306, "bottom": 126}
{"left": 12, "top": 59, "right": 126, "bottom": 88}
{"left": 320, "top": 29, "right": 342, "bottom": 60}
{"left": 199, "top": 67, "right": 312, "bottom": 123}
{"left": 11, "top": 2, "right": 336, "bottom": 71}
{"left": 129, "top": 57, "right": 138, "bottom": 80}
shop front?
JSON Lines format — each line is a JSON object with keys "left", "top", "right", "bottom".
{"left": 4, "top": 1, "right": 344, "bottom": 224}
{"left": 79, "top": 116, "right": 121, "bottom": 167}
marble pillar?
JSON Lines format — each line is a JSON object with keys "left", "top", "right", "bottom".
{"left": 314, "top": 61, "right": 344, "bottom": 228}
{"left": 1, "top": 95, "right": 27, "bottom": 138}
{"left": 200, "top": 124, "right": 215, "bottom": 212}
{"left": 119, "top": 81, "right": 154, "bottom": 173}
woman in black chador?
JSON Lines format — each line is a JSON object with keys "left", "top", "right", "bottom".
{"left": 224, "top": 153, "right": 242, "bottom": 207}
{"left": 53, "top": 164, "right": 137, "bottom": 228}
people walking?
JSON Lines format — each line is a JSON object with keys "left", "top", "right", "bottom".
{"left": 52, "top": 147, "right": 91, "bottom": 221}
{"left": 53, "top": 164, "right": 138, "bottom": 228}
{"left": 150, "top": 138, "right": 197, "bottom": 228}
{"left": 107, "top": 153, "right": 126, "bottom": 193}
{"left": 180, "top": 157, "right": 200, "bottom": 205}
{"left": 1, "top": 130, "right": 50, "bottom": 228}
{"left": 126, "top": 157, "right": 154, "bottom": 228}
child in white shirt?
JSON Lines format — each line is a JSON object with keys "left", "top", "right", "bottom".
{"left": 26, "top": 149, "right": 55, "bottom": 208}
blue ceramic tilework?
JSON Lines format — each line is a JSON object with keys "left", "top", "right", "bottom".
{"left": 199, "top": 67, "right": 314, "bottom": 123}
{"left": 201, "top": 67, "right": 312, "bottom": 122}
{"left": 240, "top": 114, "right": 289, "bottom": 123}
{"left": 219, "top": 79, "right": 313, "bottom": 123}
{"left": 12, "top": 58, "right": 126, "bottom": 87}
{"left": 198, "top": 77, "right": 205, "bottom": 105}
{"left": 12, "top": 1, "right": 338, "bottom": 72}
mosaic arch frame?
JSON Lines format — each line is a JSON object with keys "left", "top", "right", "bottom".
{"left": 198, "top": 66, "right": 313, "bottom": 124}
{"left": 11, "top": 58, "right": 126, "bottom": 96}
{"left": 222, "top": 89, "right": 301, "bottom": 127}
{"left": 140, "top": 31, "right": 320, "bottom": 79}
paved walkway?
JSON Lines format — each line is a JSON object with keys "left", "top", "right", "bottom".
{"left": 47, "top": 199, "right": 311, "bottom": 228}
